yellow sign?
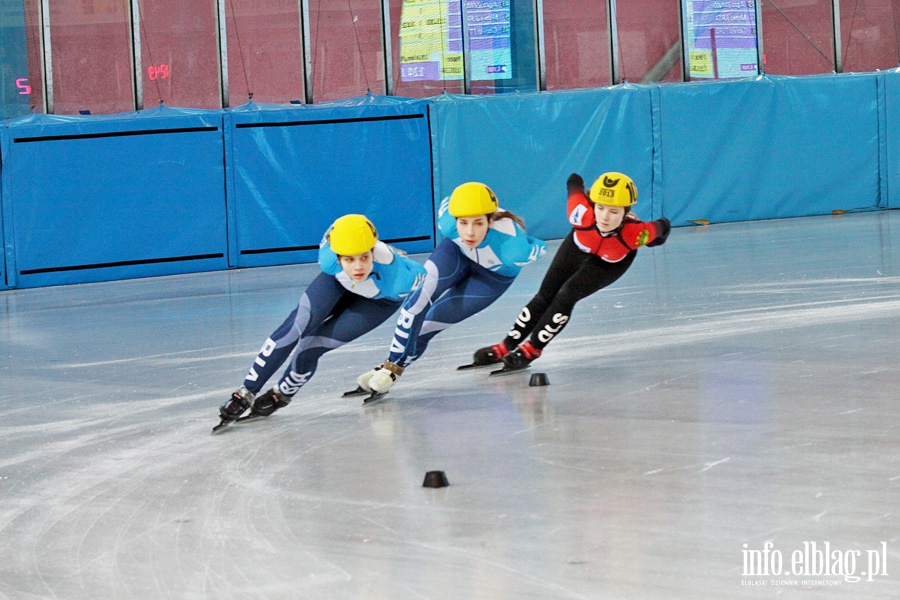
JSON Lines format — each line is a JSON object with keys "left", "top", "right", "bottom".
{"left": 690, "top": 51, "right": 713, "bottom": 76}
{"left": 400, "top": 0, "right": 463, "bottom": 81}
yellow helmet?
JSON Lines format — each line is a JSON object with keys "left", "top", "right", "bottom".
{"left": 448, "top": 182, "right": 499, "bottom": 218}
{"left": 589, "top": 172, "right": 637, "bottom": 207}
{"left": 328, "top": 214, "right": 378, "bottom": 256}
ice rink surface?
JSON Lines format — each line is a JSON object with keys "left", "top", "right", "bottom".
{"left": 2, "top": 211, "right": 900, "bottom": 599}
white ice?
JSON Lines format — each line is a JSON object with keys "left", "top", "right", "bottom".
{"left": 2, "top": 211, "right": 900, "bottom": 599}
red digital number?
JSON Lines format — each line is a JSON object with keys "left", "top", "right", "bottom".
{"left": 16, "top": 78, "right": 31, "bottom": 95}
{"left": 147, "top": 64, "right": 170, "bottom": 81}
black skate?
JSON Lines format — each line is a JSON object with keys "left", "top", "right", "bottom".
{"left": 342, "top": 386, "right": 370, "bottom": 397}
{"left": 362, "top": 391, "right": 388, "bottom": 405}
{"left": 490, "top": 341, "right": 542, "bottom": 376}
{"left": 249, "top": 387, "right": 291, "bottom": 417}
{"left": 212, "top": 388, "right": 255, "bottom": 432}
{"left": 457, "top": 343, "right": 509, "bottom": 370}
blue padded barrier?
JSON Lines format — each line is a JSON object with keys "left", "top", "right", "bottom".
{"left": 428, "top": 87, "right": 656, "bottom": 242}
{"left": 3, "top": 106, "right": 227, "bottom": 288}
{"left": 225, "top": 95, "right": 434, "bottom": 268}
{"left": 885, "top": 68, "right": 900, "bottom": 210}
{"left": 1, "top": 71, "right": 898, "bottom": 291}
{"left": 657, "top": 73, "right": 881, "bottom": 224}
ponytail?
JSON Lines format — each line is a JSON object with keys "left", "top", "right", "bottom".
{"left": 491, "top": 210, "right": 526, "bottom": 230}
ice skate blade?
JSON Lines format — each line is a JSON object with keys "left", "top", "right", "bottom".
{"left": 236, "top": 413, "right": 266, "bottom": 423}
{"left": 211, "top": 419, "right": 232, "bottom": 434}
{"left": 362, "top": 391, "right": 388, "bottom": 405}
{"left": 211, "top": 413, "right": 265, "bottom": 434}
{"left": 456, "top": 362, "right": 498, "bottom": 370}
{"left": 489, "top": 365, "right": 530, "bottom": 377}
{"left": 342, "top": 386, "right": 370, "bottom": 397}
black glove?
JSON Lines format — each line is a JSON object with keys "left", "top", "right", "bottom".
{"left": 566, "top": 173, "right": 585, "bottom": 194}
{"left": 647, "top": 218, "right": 670, "bottom": 247}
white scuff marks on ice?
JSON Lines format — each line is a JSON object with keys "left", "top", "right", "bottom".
{"left": 700, "top": 457, "right": 731, "bottom": 472}
{"left": 554, "top": 296, "right": 900, "bottom": 362}
{"left": 50, "top": 347, "right": 251, "bottom": 369}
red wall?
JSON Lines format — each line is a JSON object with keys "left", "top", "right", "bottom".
{"left": 17, "top": 0, "right": 900, "bottom": 114}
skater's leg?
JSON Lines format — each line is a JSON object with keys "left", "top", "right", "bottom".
{"left": 250, "top": 296, "right": 400, "bottom": 416}
{"left": 501, "top": 231, "right": 588, "bottom": 350}
{"left": 241, "top": 273, "right": 345, "bottom": 395}
{"left": 253, "top": 293, "right": 400, "bottom": 417}
{"left": 274, "top": 297, "right": 400, "bottom": 397}
{"left": 409, "top": 267, "right": 515, "bottom": 363}
{"left": 366, "top": 240, "right": 470, "bottom": 393}
{"left": 384, "top": 239, "right": 469, "bottom": 367}
{"left": 529, "top": 252, "right": 635, "bottom": 351}
{"left": 220, "top": 273, "right": 344, "bottom": 422}
{"left": 501, "top": 252, "right": 635, "bottom": 371}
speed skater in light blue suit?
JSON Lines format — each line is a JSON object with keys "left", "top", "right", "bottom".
{"left": 358, "top": 182, "right": 547, "bottom": 394}
{"left": 217, "top": 215, "right": 426, "bottom": 425}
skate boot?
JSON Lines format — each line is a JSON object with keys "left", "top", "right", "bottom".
{"left": 501, "top": 341, "right": 542, "bottom": 371}
{"left": 249, "top": 387, "right": 291, "bottom": 417}
{"left": 472, "top": 342, "right": 510, "bottom": 366}
{"left": 356, "top": 366, "right": 384, "bottom": 392}
{"left": 369, "top": 360, "right": 404, "bottom": 394}
{"left": 220, "top": 386, "right": 255, "bottom": 422}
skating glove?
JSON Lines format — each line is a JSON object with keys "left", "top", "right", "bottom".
{"left": 647, "top": 218, "right": 671, "bottom": 247}
{"left": 567, "top": 173, "right": 585, "bottom": 195}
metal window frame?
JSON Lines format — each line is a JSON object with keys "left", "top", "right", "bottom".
{"left": 38, "top": 0, "right": 51, "bottom": 113}
{"left": 680, "top": 0, "right": 691, "bottom": 81}
{"left": 833, "top": 0, "right": 843, "bottom": 72}
{"left": 382, "top": 0, "right": 394, "bottom": 96}
{"left": 461, "top": 0, "right": 471, "bottom": 94}
{"left": 535, "top": 0, "right": 546, "bottom": 90}
{"left": 300, "top": 0, "right": 313, "bottom": 103}
{"left": 216, "top": 0, "right": 229, "bottom": 108}
{"left": 130, "top": 0, "right": 143, "bottom": 110}
{"left": 755, "top": 0, "right": 765, "bottom": 75}
{"left": 608, "top": 0, "right": 621, "bottom": 84}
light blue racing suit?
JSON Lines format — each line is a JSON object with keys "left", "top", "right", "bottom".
{"left": 383, "top": 200, "right": 546, "bottom": 367}
{"left": 243, "top": 240, "right": 426, "bottom": 397}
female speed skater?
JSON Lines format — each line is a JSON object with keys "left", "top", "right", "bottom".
{"left": 355, "top": 182, "right": 547, "bottom": 395}
{"left": 216, "top": 214, "right": 426, "bottom": 427}
{"left": 469, "top": 171, "right": 671, "bottom": 371}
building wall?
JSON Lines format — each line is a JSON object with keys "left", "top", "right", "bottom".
{"left": 8, "top": 1, "right": 900, "bottom": 116}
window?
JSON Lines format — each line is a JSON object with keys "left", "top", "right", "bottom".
{"left": 308, "top": 0, "right": 385, "bottom": 102}
{"left": 1, "top": 0, "right": 33, "bottom": 117}
{"left": 616, "top": 0, "right": 683, "bottom": 83}
{"left": 685, "top": 0, "right": 760, "bottom": 80}
{"left": 138, "top": 0, "right": 220, "bottom": 109}
{"left": 840, "top": 0, "right": 900, "bottom": 73}
{"left": 542, "top": 0, "right": 611, "bottom": 90}
{"left": 49, "top": 0, "right": 134, "bottom": 114}
{"left": 391, "top": 0, "right": 464, "bottom": 98}
{"left": 224, "top": 0, "right": 306, "bottom": 106}
{"left": 762, "top": 0, "right": 834, "bottom": 75}
{"left": 390, "top": 0, "right": 537, "bottom": 96}
{"left": 470, "top": 0, "right": 538, "bottom": 94}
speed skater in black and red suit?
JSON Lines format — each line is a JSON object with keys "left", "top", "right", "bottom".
{"left": 471, "top": 171, "right": 671, "bottom": 371}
